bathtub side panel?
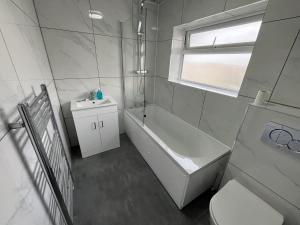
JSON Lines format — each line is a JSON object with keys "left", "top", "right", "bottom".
{"left": 124, "top": 113, "right": 150, "bottom": 161}
{"left": 147, "top": 136, "right": 188, "bottom": 209}
{"left": 182, "top": 154, "right": 230, "bottom": 207}
{"left": 124, "top": 112, "right": 187, "bottom": 208}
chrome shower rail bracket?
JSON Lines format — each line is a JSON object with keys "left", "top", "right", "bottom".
{"left": 8, "top": 121, "right": 25, "bottom": 129}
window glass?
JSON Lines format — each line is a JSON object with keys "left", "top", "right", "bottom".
{"left": 189, "top": 20, "right": 262, "bottom": 48}
{"left": 181, "top": 53, "right": 252, "bottom": 92}
{"left": 189, "top": 29, "right": 218, "bottom": 47}
{"left": 178, "top": 16, "right": 262, "bottom": 96}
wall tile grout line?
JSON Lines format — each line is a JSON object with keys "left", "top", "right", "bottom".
{"left": 158, "top": 0, "right": 167, "bottom": 5}
{"left": 0, "top": 131, "right": 9, "bottom": 142}
{"left": 223, "top": 0, "right": 229, "bottom": 11}
{"left": 180, "top": 0, "right": 184, "bottom": 24}
{"left": 40, "top": 26, "right": 94, "bottom": 35}
{"left": 153, "top": 0, "right": 161, "bottom": 105}
{"left": 0, "top": 28, "right": 27, "bottom": 143}
{"left": 230, "top": 104, "right": 250, "bottom": 150}
{"left": 238, "top": 94, "right": 255, "bottom": 100}
{"left": 157, "top": 38, "right": 181, "bottom": 42}
{"left": 268, "top": 101, "right": 300, "bottom": 113}
{"left": 0, "top": 22, "right": 38, "bottom": 28}
{"left": 156, "top": 8, "right": 300, "bottom": 43}
{"left": 53, "top": 76, "right": 140, "bottom": 81}
{"left": 229, "top": 162, "right": 300, "bottom": 210}
{"left": 156, "top": 75, "right": 168, "bottom": 79}
{"left": 10, "top": 0, "right": 39, "bottom": 26}
{"left": 0, "top": 29, "right": 26, "bottom": 98}
{"left": 40, "top": 26, "right": 157, "bottom": 42}
{"left": 263, "top": 15, "right": 300, "bottom": 24}
{"left": 88, "top": 0, "right": 102, "bottom": 89}
{"left": 269, "top": 29, "right": 300, "bottom": 101}
{"left": 197, "top": 91, "right": 207, "bottom": 129}
{"left": 170, "top": 82, "right": 175, "bottom": 113}
{"left": 53, "top": 77, "right": 100, "bottom": 80}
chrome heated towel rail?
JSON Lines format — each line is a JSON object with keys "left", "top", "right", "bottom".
{"left": 9, "top": 84, "right": 74, "bottom": 225}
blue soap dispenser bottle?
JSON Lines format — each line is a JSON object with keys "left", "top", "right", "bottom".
{"left": 96, "top": 89, "right": 103, "bottom": 100}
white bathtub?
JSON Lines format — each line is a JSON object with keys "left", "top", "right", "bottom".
{"left": 124, "top": 105, "right": 230, "bottom": 209}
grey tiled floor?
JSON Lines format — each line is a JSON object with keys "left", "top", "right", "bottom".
{"left": 72, "top": 134, "right": 212, "bottom": 225}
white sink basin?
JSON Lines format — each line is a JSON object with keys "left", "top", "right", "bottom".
{"left": 71, "top": 96, "right": 117, "bottom": 111}
{"left": 76, "top": 99, "right": 110, "bottom": 108}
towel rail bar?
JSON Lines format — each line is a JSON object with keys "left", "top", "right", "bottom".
{"left": 9, "top": 84, "right": 73, "bottom": 225}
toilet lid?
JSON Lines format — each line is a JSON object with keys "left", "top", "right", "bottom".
{"left": 210, "top": 180, "right": 284, "bottom": 225}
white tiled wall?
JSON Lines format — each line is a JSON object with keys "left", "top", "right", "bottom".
{"left": 263, "top": 0, "right": 300, "bottom": 22}
{"left": 154, "top": 0, "right": 300, "bottom": 224}
{"left": 1, "top": 25, "right": 52, "bottom": 81}
{"left": 0, "top": 0, "right": 70, "bottom": 224}
{"left": 198, "top": 94, "right": 252, "bottom": 147}
{"left": 0, "top": 130, "right": 54, "bottom": 225}
{"left": 182, "top": 0, "right": 226, "bottom": 23}
{"left": 145, "top": 76, "right": 155, "bottom": 103}
{"left": 229, "top": 105, "right": 300, "bottom": 208}
{"left": 35, "top": 0, "right": 158, "bottom": 145}
{"left": 155, "top": 0, "right": 300, "bottom": 146}
{"left": 34, "top": 0, "right": 93, "bottom": 33}
{"left": 239, "top": 17, "right": 300, "bottom": 98}
{"left": 0, "top": 29, "right": 24, "bottom": 138}
{"left": 221, "top": 105, "right": 300, "bottom": 224}
{"left": 157, "top": 0, "right": 182, "bottom": 41}
{"left": 172, "top": 84, "right": 205, "bottom": 128}
{"left": 122, "top": 38, "right": 157, "bottom": 77}
{"left": 271, "top": 33, "right": 300, "bottom": 108}
{"left": 90, "top": 0, "right": 133, "bottom": 37}
{"left": 0, "top": 0, "right": 70, "bottom": 159}
{"left": 224, "top": 0, "right": 260, "bottom": 10}
{"left": 0, "top": 0, "right": 38, "bottom": 26}
{"left": 100, "top": 77, "right": 124, "bottom": 109}
{"left": 155, "top": 0, "right": 262, "bottom": 145}
{"left": 42, "top": 28, "right": 98, "bottom": 79}
{"left": 55, "top": 78, "right": 100, "bottom": 118}
{"left": 156, "top": 40, "right": 171, "bottom": 78}
{"left": 154, "top": 77, "right": 174, "bottom": 111}
{"left": 95, "top": 35, "right": 122, "bottom": 77}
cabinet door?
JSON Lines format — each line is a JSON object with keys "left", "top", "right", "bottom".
{"left": 98, "top": 112, "right": 120, "bottom": 151}
{"left": 74, "top": 115, "right": 102, "bottom": 158}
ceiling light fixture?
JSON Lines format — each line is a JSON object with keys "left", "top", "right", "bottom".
{"left": 89, "top": 10, "right": 103, "bottom": 20}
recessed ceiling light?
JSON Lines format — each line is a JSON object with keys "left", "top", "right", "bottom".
{"left": 89, "top": 10, "right": 103, "bottom": 20}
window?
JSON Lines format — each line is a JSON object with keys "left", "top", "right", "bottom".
{"left": 180, "top": 15, "right": 262, "bottom": 97}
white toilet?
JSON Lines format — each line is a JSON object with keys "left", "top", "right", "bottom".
{"left": 209, "top": 180, "right": 284, "bottom": 225}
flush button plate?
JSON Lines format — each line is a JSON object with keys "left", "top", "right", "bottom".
{"left": 261, "top": 122, "right": 300, "bottom": 154}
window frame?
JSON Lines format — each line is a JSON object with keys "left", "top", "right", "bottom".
{"left": 185, "top": 15, "right": 263, "bottom": 50}
{"left": 178, "top": 14, "right": 263, "bottom": 97}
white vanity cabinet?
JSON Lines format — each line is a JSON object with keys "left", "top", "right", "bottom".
{"left": 71, "top": 97, "right": 120, "bottom": 158}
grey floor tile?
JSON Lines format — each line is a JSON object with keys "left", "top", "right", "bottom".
{"left": 72, "top": 134, "right": 212, "bottom": 225}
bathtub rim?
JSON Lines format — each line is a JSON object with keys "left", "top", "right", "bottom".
{"left": 124, "top": 106, "right": 231, "bottom": 176}
{"left": 127, "top": 104, "right": 231, "bottom": 150}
